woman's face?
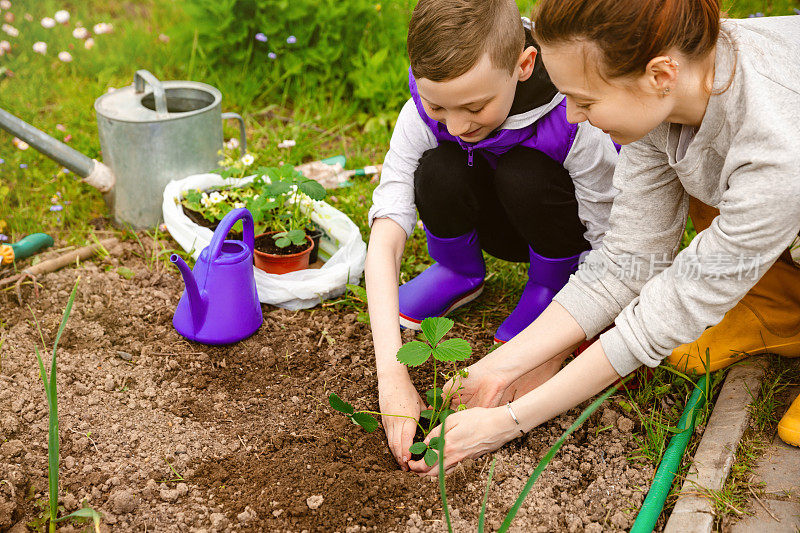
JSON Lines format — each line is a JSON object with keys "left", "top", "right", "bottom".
{"left": 540, "top": 41, "right": 672, "bottom": 145}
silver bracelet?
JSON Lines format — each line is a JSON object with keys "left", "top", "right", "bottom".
{"left": 506, "top": 402, "right": 524, "bottom": 436}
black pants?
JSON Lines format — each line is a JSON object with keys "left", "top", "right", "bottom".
{"left": 414, "top": 142, "right": 589, "bottom": 261}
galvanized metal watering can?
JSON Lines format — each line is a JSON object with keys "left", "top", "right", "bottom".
{"left": 0, "top": 69, "right": 246, "bottom": 229}
{"left": 170, "top": 208, "right": 262, "bottom": 345}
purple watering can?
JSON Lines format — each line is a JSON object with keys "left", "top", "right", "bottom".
{"left": 171, "top": 208, "right": 262, "bottom": 344}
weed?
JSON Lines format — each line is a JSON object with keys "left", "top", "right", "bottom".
{"left": 32, "top": 279, "right": 102, "bottom": 533}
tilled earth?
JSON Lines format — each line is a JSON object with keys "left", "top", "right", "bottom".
{"left": 0, "top": 241, "right": 654, "bottom": 532}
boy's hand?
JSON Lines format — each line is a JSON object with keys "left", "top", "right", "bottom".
{"left": 378, "top": 373, "right": 426, "bottom": 471}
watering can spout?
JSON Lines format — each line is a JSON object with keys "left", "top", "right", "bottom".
{"left": 171, "top": 254, "right": 207, "bottom": 328}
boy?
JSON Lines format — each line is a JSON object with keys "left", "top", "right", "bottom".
{"left": 366, "top": 0, "right": 619, "bottom": 470}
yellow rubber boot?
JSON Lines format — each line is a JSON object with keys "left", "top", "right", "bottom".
{"left": 778, "top": 394, "right": 800, "bottom": 447}
{"left": 667, "top": 199, "right": 800, "bottom": 375}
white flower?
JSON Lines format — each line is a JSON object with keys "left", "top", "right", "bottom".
{"left": 224, "top": 137, "right": 239, "bottom": 150}
{"left": 158, "top": 33, "right": 170, "bottom": 43}
{"left": 84, "top": 37, "right": 94, "bottom": 50}
{"left": 234, "top": 201, "right": 245, "bottom": 209}
{"left": 92, "top": 22, "right": 113, "bottom": 34}
{"left": 0, "top": 1, "right": 11, "bottom": 10}
{"left": 208, "top": 191, "right": 226, "bottom": 204}
{"left": 241, "top": 153, "right": 254, "bottom": 166}
{"left": 277, "top": 139, "right": 296, "bottom": 149}
{"left": 32, "top": 41, "right": 47, "bottom": 54}
{"left": 53, "top": 10, "right": 69, "bottom": 24}
{"left": 12, "top": 137, "right": 28, "bottom": 150}
{"left": 57, "top": 51, "right": 72, "bottom": 62}
{"left": 0, "top": 40, "right": 9, "bottom": 52}
{"left": 72, "top": 26, "right": 88, "bottom": 39}
{"left": 40, "top": 17, "right": 55, "bottom": 28}
{"left": 1, "top": 24, "right": 18, "bottom": 37}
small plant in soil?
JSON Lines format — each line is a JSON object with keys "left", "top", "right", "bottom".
{"left": 180, "top": 164, "right": 326, "bottom": 252}
{"left": 329, "top": 316, "right": 471, "bottom": 465}
{"left": 30, "top": 279, "right": 102, "bottom": 533}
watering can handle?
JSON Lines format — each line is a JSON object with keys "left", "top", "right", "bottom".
{"left": 206, "top": 207, "right": 255, "bottom": 262}
{"left": 221, "top": 112, "right": 248, "bottom": 156}
{"left": 134, "top": 70, "right": 168, "bottom": 119}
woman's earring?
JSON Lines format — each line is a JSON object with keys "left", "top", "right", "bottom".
{"left": 662, "top": 87, "right": 671, "bottom": 96}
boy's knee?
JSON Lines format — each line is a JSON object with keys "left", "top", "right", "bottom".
{"left": 494, "top": 147, "right": 567, "bottom": 200}
{"left": 414, "top": 143, "right": 476, "bottom": 197}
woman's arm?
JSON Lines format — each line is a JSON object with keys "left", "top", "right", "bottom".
{"left": 450, "top": 301, "right": 587, "bottom": 408}
{"left": 409, "top": 338, "right": 619, "bottom": 475}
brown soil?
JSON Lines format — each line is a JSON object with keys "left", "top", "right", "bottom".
{"left": 0, "top": 237, "right": 655, "bottom": 532}
{"left": 254, "top": 233, "right": 311, "bottom": 256}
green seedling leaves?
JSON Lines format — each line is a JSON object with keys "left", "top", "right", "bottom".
{"left": 420, "top": 317, "right": 453, "bottom": 346}
{"left": 397, "top": 341, "right": 433, "bottom": 366}
{"left": 433, "top": 338, "right": 472, "bottom": 362}
{"left": 351, "top": 412, "right": 379, "bottom": 433}
{"left": 439, "top": 408, "right": 455, "bottom": 422}
{"left": 298, "top": 179, "right": 327, "bottom": 201}
{"left": 328, "top": 393, "right": 354, "bottom": 415}
{"left": 346, "top": 284, "right": 367, "bottom": 302}
{"left": 409, "top": 442, "right": 428, "bottom": 454}
{"left": 428, "top": 437, "right": 441, "bottom": 449}
{"left": 116, "top": 266, "right": 135, "bottom": 280}
{"left": 420, "top": 409, "right": 434, "bottom": 420}
{"left": 423, "top": 448, "right": 438, "bottom": 466}
{"left": 426, "top": 388, "right": 444, "bottom": 410}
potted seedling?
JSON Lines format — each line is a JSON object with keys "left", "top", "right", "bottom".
{"left": 251, "top": 164, "right": 327, "bottom": 274}
{"left": 180, "top": 163, "right": 327, "bottom": 275}
{"left": 329, "top": 316, "right": 471, "bottom": 466}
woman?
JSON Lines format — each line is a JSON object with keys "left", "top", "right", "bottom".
{"left": 408, "top": 0, "right": 800, "bottom": 475}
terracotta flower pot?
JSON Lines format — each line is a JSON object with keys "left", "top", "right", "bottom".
{"left": 253, "top": 231, "right": 314, "bottom": 275}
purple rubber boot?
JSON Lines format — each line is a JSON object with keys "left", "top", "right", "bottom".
{"left": 494, "top": 248, "right": 583, "bottom": 343}
{"left": 398, "top": 227, "right": 486, "bottom": 330}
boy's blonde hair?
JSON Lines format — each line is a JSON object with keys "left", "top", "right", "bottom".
{"left": 407, "top": 0, "right": 525, "bottom": 82}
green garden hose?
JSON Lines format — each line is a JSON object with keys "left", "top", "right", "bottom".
{"left": 630, "top": 374, "right": 709, "bottom": 533}
{"left": 0, "top": 233, "right": 55, "bottom": 264}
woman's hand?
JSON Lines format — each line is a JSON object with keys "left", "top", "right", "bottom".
{"left": 407, "top": 406, "right": 520, "bottom": 476}
{"left": 378, "top": 372, "right": 427, "bottom": 472}
{"left": 443, "top": 346, "right": 515, "bottom": 409}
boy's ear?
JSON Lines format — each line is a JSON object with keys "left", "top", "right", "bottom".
{"left": 517, "top": 46, "right": 537, "bottom": 82}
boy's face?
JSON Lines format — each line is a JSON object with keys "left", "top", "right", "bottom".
{"left": 416, "top": 48, "right": 535, "bottom": 142}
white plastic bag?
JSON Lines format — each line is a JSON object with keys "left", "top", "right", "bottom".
{"left": 162, "top": 173, "right": 366, "bottom": 310}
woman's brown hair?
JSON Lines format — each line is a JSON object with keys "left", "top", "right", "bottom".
{"left": 533, "top": 0, "right": 721, "bottom": 78}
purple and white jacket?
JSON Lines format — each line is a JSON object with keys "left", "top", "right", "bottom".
{"left": 369, "top": 23, "right": 619, "bottom": 249}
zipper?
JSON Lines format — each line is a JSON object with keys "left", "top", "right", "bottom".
{"left": 467, "top": 146, "right": 474, "bottom": 167}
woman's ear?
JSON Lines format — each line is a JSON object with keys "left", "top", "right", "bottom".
{"left": 644, "top": 55, "right": 679, "bottom": 96}
{"left": 518, "top": 46, "right": 537, "bottom": 82}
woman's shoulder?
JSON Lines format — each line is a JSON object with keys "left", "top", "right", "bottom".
{"left": 723, "top": 18, "right": 800, "bottom": 97}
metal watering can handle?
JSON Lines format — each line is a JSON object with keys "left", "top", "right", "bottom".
{"left": 206, "top": 207, "right": 255, "bottom": 262}
{"left": 134, "top": 69, "right": 168, "bottom": 119}
{"left": 221, "top": 112, "right": 248, "bottom": 155}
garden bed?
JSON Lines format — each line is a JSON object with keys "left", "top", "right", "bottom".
{"left": 0, "top": 239, "right": 655, "bottom": 532}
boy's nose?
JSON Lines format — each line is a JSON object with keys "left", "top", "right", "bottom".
{"left": 564, "top": 100, "right": 586, "bottom": 125}
{"left": 446, "top": 118, "right": 472, "bottom": 137}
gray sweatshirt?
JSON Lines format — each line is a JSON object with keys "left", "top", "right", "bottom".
{"left": 554, "top": 16, "right": 800, "bottom": 376}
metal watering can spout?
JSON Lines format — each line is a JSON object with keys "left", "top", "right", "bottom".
{"left": 170, "top": 254, "right": 207, "bottom": 329}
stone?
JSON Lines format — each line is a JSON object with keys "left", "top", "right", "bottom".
{"left": 306, "top": 495, "right": 324, "bottom": 510}
{"left": 109, "top": 489, "right": 137, "bottom": 514}
{"left": 0, "top": 440, "right": 24, "bottom": 458}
